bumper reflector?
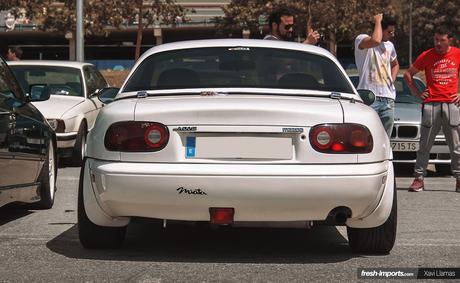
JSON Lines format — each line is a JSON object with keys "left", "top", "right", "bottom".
{"left": 209, "top": 207, "right": 234, "bottom": 225}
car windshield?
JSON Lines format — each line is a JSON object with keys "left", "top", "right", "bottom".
{"left": 10, "top": 66, "right": 83, "bottom": 97}
{"left": 394, "top": 77, "right": 424, "bottom": 104}
{"left": 123, "top": 47, "right": 354, "bottom": 94}
{"left": 349, "top": 76, "right": 424, "bottom": 104}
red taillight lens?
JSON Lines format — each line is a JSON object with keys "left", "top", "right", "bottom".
{"left": 309, "top": 123, "right": 373, "bottom": 153}
{"left": 105, "top": 121, "right": 169, "bottom": 152}
{"left": 310, "top": 126, "right": 333, "bottom": 150}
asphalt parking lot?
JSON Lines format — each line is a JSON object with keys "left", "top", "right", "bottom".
{"left": 0, "top": 165, "right": 459, "bottom": 282}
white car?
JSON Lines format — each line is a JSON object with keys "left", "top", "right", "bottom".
{"left": 79, "top": 39, "right": 396, "bottom": 253}
{"left": 9, "top": 61, "right": 108, "bottom": 165}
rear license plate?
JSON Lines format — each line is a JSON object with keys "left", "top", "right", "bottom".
{"left": 391, "top": 142, "right": 419, "bottom": 151}
{"left": 186, "top": 136, "right": 292, "bottom": 159}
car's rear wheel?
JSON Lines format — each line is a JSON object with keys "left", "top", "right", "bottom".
{"left": 69, "top": 122, "right": 87, "bottom": 166}
{"left": 34, "top": 141, "right": 57, "bottom": 209}
{"left": 435, "top": 164, "right": 451, "bottom": 176}
{"left": 347, "top": 179, "right": 397, "bottom": 254}
{"left": 78, "top": 160, "right": 126, "bottom": 249}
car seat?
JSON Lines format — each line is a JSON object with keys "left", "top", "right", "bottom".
{"left": 66, "top": 82, "right": 83, "bottom": 96}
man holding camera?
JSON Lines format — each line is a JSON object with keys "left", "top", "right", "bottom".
{"left": 354, "top": 13, "right": 399, "bottom": 138}
{"left": 264, "top": 8, "right": 320, "bottom": 45}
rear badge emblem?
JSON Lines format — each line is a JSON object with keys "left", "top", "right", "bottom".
{"left": 173, "top": 126, "right": 197, "bottom": 132}
{"left": 177, "top": 187, "right": 207, "bottom": 195}
{"left": 282, "top": 127, "right": 304, "bottom": 133}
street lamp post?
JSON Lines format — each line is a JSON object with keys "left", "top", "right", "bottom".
{"left": 409, "top": 0, "right": 413, "bottom": 65}
{"left": 76, "top": 0, "right": 84, "bottom": 62}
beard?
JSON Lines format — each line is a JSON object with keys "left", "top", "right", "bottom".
{"left": 277, "top": 26, "right": 294, "bottom": 41}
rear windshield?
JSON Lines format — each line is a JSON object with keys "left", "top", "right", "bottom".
{"left": 124, "top": 47, "right": 354, "bottom": 94}
{"left": 11, "top": 66, "right": 83, "bottom": 97}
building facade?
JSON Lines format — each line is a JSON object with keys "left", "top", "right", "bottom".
{"left": 0, "top": 0, "right": 235, "bottom": 66}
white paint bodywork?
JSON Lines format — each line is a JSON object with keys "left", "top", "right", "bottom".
{"left": 8, "top": 61, "right": 104, "bottom": 149}
{"left": 83, "top": 39, "right": 393, "bottom": 229}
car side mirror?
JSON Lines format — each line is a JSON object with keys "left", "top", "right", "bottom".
{"left": 97, "top": 87, "right": 120, "bottom": 104}
{"left": 29, "top": 84, "right": 50, "bottom": 102}
{"left": 357, "top": 89, "right": 375, "bottom": 106}
{"left": 89, "top": 90, "right": 99, "bottom": 98}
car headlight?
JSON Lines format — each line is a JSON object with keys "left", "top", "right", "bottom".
{"left": 47, "top": 119, "right": 66, "bottom": 133}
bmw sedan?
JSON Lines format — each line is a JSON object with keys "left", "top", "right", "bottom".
{"left": 349, "top": 74, "right": 450, "bottom": 174}
{"left": 79, "top": 39, "right": 396, "bottom": 254}
{"left": 0, "top": 56, "right": 57, "bottom": 209}
{"left": 9, "top": 61, "right": 108, "bottom": 165}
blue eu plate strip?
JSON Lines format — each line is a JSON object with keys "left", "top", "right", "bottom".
{"left": 186, "top": 136, "right": 196, "bottom": 158}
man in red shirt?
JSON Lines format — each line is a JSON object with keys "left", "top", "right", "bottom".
{"left": 404, "top": 27, "right": 460, "bottom": 192}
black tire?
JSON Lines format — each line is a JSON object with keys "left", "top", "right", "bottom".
{"left": 34, "top": 141, "right": 57, "bottom": 209}
{"left": 347, "top": 179, "right": 397, "bottom": 254}
{"left": 78, "top": 160, "right": 126, "bottom": 249}
{"left": 69, "top": 122, "right": 87, "bottom": 166}
{"left": 435, "top": 164, "right": 451, "bottom": 176}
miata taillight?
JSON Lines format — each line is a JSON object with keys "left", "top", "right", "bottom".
{"left": 309, "top": 123, "right": 373, "bottom": 153}
{"left": 104, "top": 121, "right": 169, "bottom": 152}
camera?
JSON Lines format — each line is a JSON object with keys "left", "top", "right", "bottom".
{"left": 316, "top": 33, "right": 325, "bottom": 46}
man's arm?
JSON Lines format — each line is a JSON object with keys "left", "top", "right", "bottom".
{"left": 303, "top": 28, "right": 320, "bottom": 45}
{"left": 358, "top": 13, "right": 383, "bottom": 49}
{"left": 454, "top": 69, "right": 460, "bottom": 105}
{"left": 404, "top": 66, "right": 428, "bottom": 99}
{"left": 390, "top": 59, "right": 399, "bottom": 82}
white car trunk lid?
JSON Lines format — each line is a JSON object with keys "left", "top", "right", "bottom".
{"left": 117, "top": 95, "right": 359, "bottom": 164}
{"left": 134, "top": 95, "right": 342, "bottom": 126}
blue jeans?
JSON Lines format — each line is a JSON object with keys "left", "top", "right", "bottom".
{"left": 370, "top": 97, "right": 395, "bottom": 138}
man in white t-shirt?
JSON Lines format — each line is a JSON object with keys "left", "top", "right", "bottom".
{"left": 354, "top": 14, "right": 399, "bottom": 137}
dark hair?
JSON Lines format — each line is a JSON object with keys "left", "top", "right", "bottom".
{"left": 381, "top": 16, "right": 396, "bottom": 30}
{"left": 268, "top": 8, "right": 294, "bottom": 31}
{"left": 434, "top": 26, "right": 453, "bottom": 38}
{"left": 8, "top": 46, "right": 23, "bottom": 59}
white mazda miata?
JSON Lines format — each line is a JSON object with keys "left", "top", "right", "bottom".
{"left": 79, "top": 39, "right": 396, "bottom": 253}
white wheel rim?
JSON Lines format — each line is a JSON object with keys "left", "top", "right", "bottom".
{"left": 48, "top": 144, "right": 56, "bottom": 199}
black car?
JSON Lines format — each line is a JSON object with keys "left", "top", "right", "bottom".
{"left": 0, "top": 56, "right": 57, "bottom": 209}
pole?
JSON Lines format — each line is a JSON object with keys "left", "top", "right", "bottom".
{"left": 76, "top": 0, "right": 84, "bottom": 62}
{"left": 409, "top": 0, "right": 412, "bottom": 65}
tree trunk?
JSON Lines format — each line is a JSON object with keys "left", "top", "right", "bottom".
{"left": 66, "top": 32, "right": 76, "bottom": 61}
{"left": 329, "top": 31, "right": 337, "bottom": 56}
{"left": 306, "top": 0, "right": 312, "bottom": 34}
{"left": 135, "top": 2, "right": 143, "bottom": 61}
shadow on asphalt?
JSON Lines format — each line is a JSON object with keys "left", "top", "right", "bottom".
{"left": 0, "top": 206, "right": 34, "bottom": 226}
{"left": 46, "top": 220, "right": 361, "bottom": 264}
{"left": 58, "top": 157, "right": 78, "bottom": 169}
{"left": 394, "top": 164, "right": 440, "bottom": 177}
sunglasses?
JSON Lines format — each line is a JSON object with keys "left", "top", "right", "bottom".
{"left": 284, "top": 24, "right": 294, "bottom": 30}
